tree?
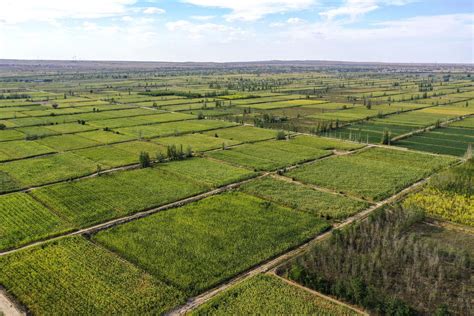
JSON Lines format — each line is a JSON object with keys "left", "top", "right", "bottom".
{"left": 381, "top": 129, "right": 391, "bottom": 145}
{"left": 139, "top": 151, "right": 151, "bottom": 168}
{"left": 156, "top": 151, "right": 166, "bottom": 163}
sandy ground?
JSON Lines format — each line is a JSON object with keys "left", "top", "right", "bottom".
{"left": 0, "top": 289, "right": 23, "bottom": 316}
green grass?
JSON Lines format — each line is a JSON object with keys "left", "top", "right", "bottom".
{"left": 0, "top": 192, "right": 72, "bottom": 251}
{"left": 192, "top": 274, "right": 361, "bottom": 315}
{"left": 240, "top": 177, "right": 369, "bottom": 220}
{"left": 30, "top": 166, "right": 209, "bottom": 227}
{"left": 0, "top": 153, "right": 98, "bottom": 192}
{"left": 0, "top": 237, "right": 185, "bottom": 315}
{"left": 0, "top": 140, "right": 55, "bottom": 161}
{"left": 93, "top": 192, "right": 329, "bottom": 295}
{"left": 207, "top": 139, "right": 331, "bottom": 171}
{"left": 286, "top": 147, "right": 456, "bottom": 201}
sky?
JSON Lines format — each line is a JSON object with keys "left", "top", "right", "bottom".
{"left": 0, "top": 0, "right": 472, "bottom": 63}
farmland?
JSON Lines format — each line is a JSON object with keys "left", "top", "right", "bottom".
{"left": 286, "top": 147, "right": 456, "bottom": 201}
{"left": 0, "top": 237, "right": 184, "bottom": 315}
{"left": 192, "top": 274, "right": 361, "bottom": 315}
{"left": 93, "top": 192, "right": 329, "bottom": 295}
{"left": 0, "top": 60, "right": 473, "bottom": 315}
{"left": 240, "top": 176, "right": 369, "bottom": 220}
{"left": 404, "top": 159, "right": 473, "bottom": 226}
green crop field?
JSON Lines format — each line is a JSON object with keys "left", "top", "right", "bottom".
{"left": 0, "top": 192, "right": 71, "bottom": 251}
{"left": 0, "top": 237, "right": 184, "bottom": 314}
{"left": 30, "top": 166, "right": 208, "bottom": 227}
{"left": 203, "top": 125, "right": 277, "bottom": 142}
{"left": 156, "top": 157, "right": 256, "bottom": 187}
{"left": 240, "top": 176, "right": 369, "bottom": 220}
{"left": 192, "top": 274, "right": 361, "bottom": 315}
{"left": 0, "top": 153, "right": 98, "bottom": 192}
{"left": 0, "top": 140, "right": 55, "bottom": 161}
{"left": 117, "top": 119, "right": 236, "bottom": 138}
{"left": 154, "top": 132, "right": 240, "bottom": 152}
{"left": 35, "top": 133, "right": 101, "bottom": 151}
{"left": 396, "top": 126, "right": 474, "bottom": 157}
{"left": 93, "top": 192, "right": 329, "bottom": 295}
{"left": 71, "top": 140, "right": 166, "bottom": 168}
{"left": 286, "top": 147, "right": 457, "bottom": 201}
{"left": 207, "top": 138, "right": 331, "bottom": 171}
{"left": 450, "top": 116, "right": 474, "bottom": 128}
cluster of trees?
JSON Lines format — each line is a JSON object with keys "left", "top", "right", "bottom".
{"left": 253, "top": 113, "right": 288, "bottom": 128}
{"left": 278, "top": 206, "right": 472, "bottom": 315}
{"left": 0, "top": 93, "right": 31, "bottom": 99}
{"left": 309, "top": 120, "right": 340, "bottom": 134}
{"left": 139, "top": 145, "right": 193, "bottom": 168}
{"left": 418, "top": 82, "right": 434, "bottom": 92}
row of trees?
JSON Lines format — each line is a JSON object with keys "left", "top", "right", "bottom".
{"left": 139, "top": 144, "right": 193, "bottom": 168}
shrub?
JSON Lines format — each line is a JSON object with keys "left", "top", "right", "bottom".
{"left": 276, "top": 130, "right": 286, "bottom": 140}
{"left": 139, "top": 151, "right": 151, "bottom": 168}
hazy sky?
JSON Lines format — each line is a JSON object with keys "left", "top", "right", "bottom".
{"left": 0, "top": 0, "right": 472, "bottom": 63}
